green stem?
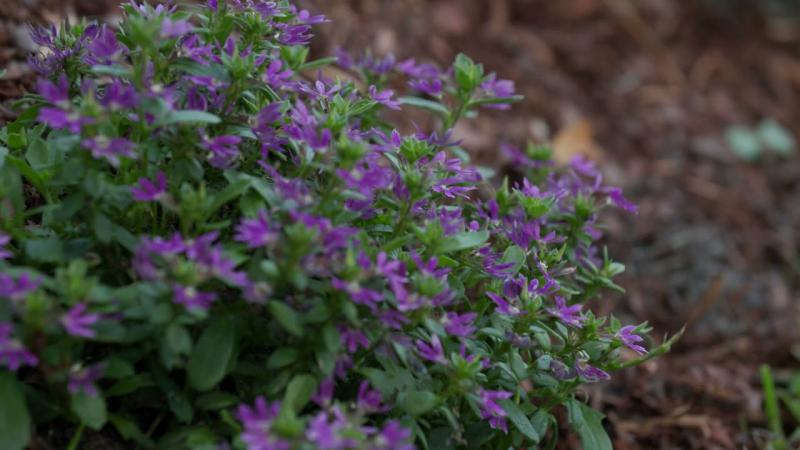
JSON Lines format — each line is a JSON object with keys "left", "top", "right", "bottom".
{"left": 761, "top": 364, "right": 786, "bottom": 449}
{"left": 66, "top": 424, "right": 85, "bottom": 450}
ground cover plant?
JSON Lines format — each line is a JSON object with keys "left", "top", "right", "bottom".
{"left": 0, "top": 1, "right": 669, "bottom": 448}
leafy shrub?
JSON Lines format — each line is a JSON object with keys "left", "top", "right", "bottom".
{"left": 0, "top": 1, "right": 659, "bottom": 449}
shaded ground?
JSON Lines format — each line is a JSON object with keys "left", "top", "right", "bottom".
{"left": 2, "top": 0, "right": 800, "bottom": 448}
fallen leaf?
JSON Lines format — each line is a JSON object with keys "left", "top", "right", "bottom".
{"left": 552, "top": 119, "right": 602, "bottom": 164}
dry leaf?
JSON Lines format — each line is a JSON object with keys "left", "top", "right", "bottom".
{"left": 552, "top": 119, "right": 603, "bottom": 164}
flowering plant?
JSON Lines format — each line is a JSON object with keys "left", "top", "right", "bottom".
{"left": 0, "top": 1, "right": 670, "bottom": 449}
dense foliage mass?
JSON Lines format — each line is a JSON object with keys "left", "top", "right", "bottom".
{"left": 0, "top": 1, "right": 656, "bottom": 449}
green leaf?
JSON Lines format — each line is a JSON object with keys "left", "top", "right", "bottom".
{"left": 468, "top": 95, "right": 524, "bottom": 107}
{"left": 499, "top": 400, "right": 540, "bottom": 443}
{"left": 402, "top": 390, "right": 438, "bottom": 416}
{"left": 195, "top": 391, "right": 239, "bottom": 410}
{"left": 205, "top": 176, "right": 251, "bottom": 219}
{"left": 761, "top": 365, "right": 785, "bottom": 439}
{"left": 453, "top": 53, "right": 482, "bottom": 92}
{"left": 267, "top": 301, "right": 303, "bottom": 337}
{"left": 90, "top": 65, "right": 132, "bottom": 77}
{"left": 25, "top": 138, "right": 51, "bottom": 170}
{"left": 92, "top": 212, "right": 114, "bottom": 244}
{"left": 758, "top": 119, "right": 796, "bottom": 156}
{"left": 0, "top": 163, "right": 24, "bottom": 226}
{"left": 267, "top": 348, "right": 299, "bottom": 369}
{"left": 725, "top": 125, "right": 761, "bottom": 161}
{"left": 159, "top": 110, "right": 221, "bottom": 126}
{"left": 109, "top": 414, "right": 154, "bottom": 449}
{"left": 283, "top": 374, "right": 317, "bottom": 413}
{"left": 298, "top": 56, "right": 338, "bottom": 72}
{"left": 71, "top": 392, "right": 107, "bottom": 431}
{"left": 24, "top": 236, "right": 64, "bottom": 263}
{"left": 399, "top": 97, "right": 449, "bottom": 117}
{"left": 565, "top": 399, "right": 613, "bottom": 450}
{"left": 165, "top": 323, "right": 193, "bottom": 355}
{"left": 0, "top": 373, "right": 31, "bottom": 450}
{"left": 187, "top": 317, "right": 236, "bottom": 391}
{"left": 439, "top": 230, "right": 489, "bottom": 253}
{"left": 500, "top": 245, "right": 526, "bottom": 275}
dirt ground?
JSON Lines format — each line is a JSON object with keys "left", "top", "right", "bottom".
{"left": 2, "top": 0, "right": 800, "bottom": 448}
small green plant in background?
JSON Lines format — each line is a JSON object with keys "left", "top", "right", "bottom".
{"left": 726, "top": 119, "right": 796, "bottom": 162}
{"left": 760, "top": 364, "right": 800, "bottom": 449}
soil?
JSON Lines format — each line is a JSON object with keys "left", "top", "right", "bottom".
{"left": 3, "top": 0, "right": 800, "bottom": 448}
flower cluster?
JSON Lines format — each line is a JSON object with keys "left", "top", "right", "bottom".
{"left": 0, "top": 1, "right": 656, "bottom": 449}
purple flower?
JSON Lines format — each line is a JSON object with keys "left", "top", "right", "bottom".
{"left": 486, "top": 292, "right": 521, "bottom": 316}
{"left": 60, "top": 303, "right": 101, "bottom": 338}
{"left": 369, "top": 85, "right": 401, "bottom": 110}
{"left": 443, "top": 312, "right": 477, "bottom": 337}
{"left": 100, "top": 80, "right": 139, "bottom": 110}
{"left": 0, "top": 273, "right": 41, "bottom": 301}
{"left": 416, "top": 335, "right": 445, "bottom": 364}
{"left": 339, "top": 326, "right": 369, "bottom": 353}
{"left": 409, "top": 78, "right": 442, "bottom": 96}
{"left": 68, "top": 363, "right": 105, "bottom": 397}
{"left": 546, "top": 296, "right": 584, "bottom": 328}
{"left": 131, "top": 171, "right": 167, "bottom": 202}
{"left": 37, "top": 75, "right": 70, "bottom": 105}
{"left": 294, "top": 8, "right": 329, "bottom": 25}
{"left": 313, "top": 377, "right": 335, "bottom": 407}
{"left": 379, "top": 309, "right": 409, "bottom": 330}
{"left": 481, "top": 74, "right": 515, "bottom": 97}
{"left": 82, "top": 137, "right": 136, "bottom": 167}
{"left": 549, "top": 359, "right": 574, "bottom": 380}
{"left": 160, "top": 19, "right": 192, "bottom": 38}
{"left": 237, "top": 397, "right": 290, "bottom": 450}
{"left": 38, "top": 108, "right": 91, "bottom": 133}
{"left": 307, "top": 412, "right": 342, "bottom": 449}
{"left": 304, "top": 79, "right": 340, "bottom": 100}
{"left": 203, "top": 135, "right": 242, "bottom": 168}
{"left": 83, "top": 25, "right": 125, "bottom": 66}
{"left": 375, "top": 421, "right": 414, "bottom": 450}
{"left": 604, "top": 187, "right": 638, "bottom": 214}
{"left": 357, "top": 380, "right": 387, "bottom": 414}
{"left": 285, "top": 101, "right": 331, "bottom": 150}
{"left": 0, "top": 233, "right": 11, "bottom": 260}
{"left": 172, "top": 284, "right": 217, "bottom": 312}
{"left": 235, "top": 210, "right": 279, "bottom": 248}
{"left": 618, "top": 325, "right": 646, "bottom": 355}
{"left": 275, "top": 23, "right": 313, "bottom": 46}
{"left": 265, "top": 60, "right": 293, "bottom": 90}
{"left": 575, "top": 361, "right": 611, "bottom": 382}
{"left": 28, "top": 23, "right": 57, "bottom": 47}
{"left": 478, "top": 389, "right": 512, "bottom": 433}
{"left": 0, "top": 323, "right": 38, "bottom": 371}
{"left": 570, "top": 155, "right": 599, "bottom": 178}
{"left": 331, "top": 278, "right": 383, "bottom": 311}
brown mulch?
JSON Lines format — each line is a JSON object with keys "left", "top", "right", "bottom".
{"left": 3, "top": 0, "right": 800, "bottom": 448}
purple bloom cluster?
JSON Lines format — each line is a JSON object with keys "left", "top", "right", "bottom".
{"left": 60, "top": 303, "right": 101, "bottom": 338}
{"left": 134, "top": 232, "right": 253, "bottom": 310}
{"left": 67, "top": 363, "right": 105, "bottom": 396}
{"left": 0, "top": 233, "right": 11, "bottom": 260}
{"left": 0, "top": 273, "right": 40, "bottom": 302}
{"left": 478, "top": 389, "right": 513, "bottom": 433}
{"left": 131, "top": 172, "right": 167, "bottom": 202}
{"left": 0, "top": 323, "right": 38, "bottom": 371}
